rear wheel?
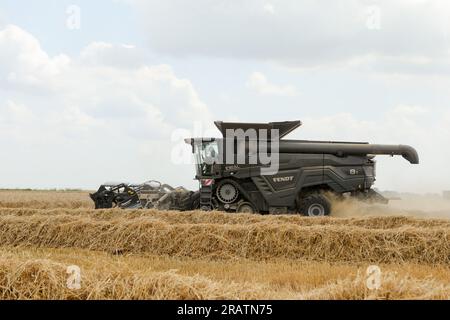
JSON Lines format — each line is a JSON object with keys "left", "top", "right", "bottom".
{"left": 297, "top": 193, "right": 331, "bottom": 217}
{"left": 236, "top": 202, "right": 255, "bottom": 214}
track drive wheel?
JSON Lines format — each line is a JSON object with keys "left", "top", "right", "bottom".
{"left": 216, "top": 181, "right": 239, "bottom": 204}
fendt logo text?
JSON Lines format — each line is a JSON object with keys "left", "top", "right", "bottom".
{"left": 273, "top": 176, "right": 294, "bottom": 183}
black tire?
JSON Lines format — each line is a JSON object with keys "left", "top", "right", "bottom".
{"left": 236, "top": 202, "right": 256, "bottom": 214}
{"left": 297, "top": 193, "right": 331, "bottom": 217}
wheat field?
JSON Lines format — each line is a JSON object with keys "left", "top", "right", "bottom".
{"left": 0, "top": 190, "right": 449, "bottom": 300}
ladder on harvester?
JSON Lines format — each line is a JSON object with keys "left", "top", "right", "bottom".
{"left": 199, "top": 185, "right": 213, "bottom": 210}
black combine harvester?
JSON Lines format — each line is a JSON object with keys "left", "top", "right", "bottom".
{"left": 91, "top": 120, "right": 419, "bottom": 216}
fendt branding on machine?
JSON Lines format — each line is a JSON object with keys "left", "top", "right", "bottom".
{"left": 273, "top": 176, "right": 294, "bottom": 183}
{"left": 91, "top": 119, "right": 419, "bottom": 217}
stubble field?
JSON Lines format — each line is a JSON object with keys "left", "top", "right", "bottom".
{"left": 0, "top": 190, "right": 449, "bottom": 300}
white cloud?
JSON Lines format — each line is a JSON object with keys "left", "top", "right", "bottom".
{"left": 80, "top": 42, "right": 147, "bottom": 68}
{"left": 0, "top": 25, "right": 213, "bottom": 129}
{"left": 0, "top": 24, "right": 213, "bottom": 189}
{"left": 0, "top": 100, "right": 34, "bottom": 124}
{"left": 132, "top": 0, "right": 450, "bottom": 75}
{"left": 0, "top": 25, "right": 70, "bottom": 89}
{"left": 263, "top": 3, "right": 275, "bottom": 15}
{"left": 246, "top": 72, "right": 298, "bottom": 96}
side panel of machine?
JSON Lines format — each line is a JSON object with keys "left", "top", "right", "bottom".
{"left": 215, "top": 152, "right": 377, "bottom": 211}
{"left": 249, "top": 154, "right": 376, "bottom": 209}
{"left": 251, "top": 153, "right": 325, "bottom": 208}
{"left": 322, "top": 155, "right": 373, "bottom": 192}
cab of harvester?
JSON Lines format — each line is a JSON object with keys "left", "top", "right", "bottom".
{"left": 186, "top": 120, "right": 301, "bottom": 179}
{"left": 187, "top": 138, "right": 219, "bottom": 179}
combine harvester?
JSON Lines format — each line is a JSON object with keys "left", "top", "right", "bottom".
{"left": 91, "top": 120, "right": 419, "bottom": 216}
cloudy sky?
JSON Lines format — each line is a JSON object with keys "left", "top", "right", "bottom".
{"left": 0, "top": 0, "right": 449, "bottom": 192}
